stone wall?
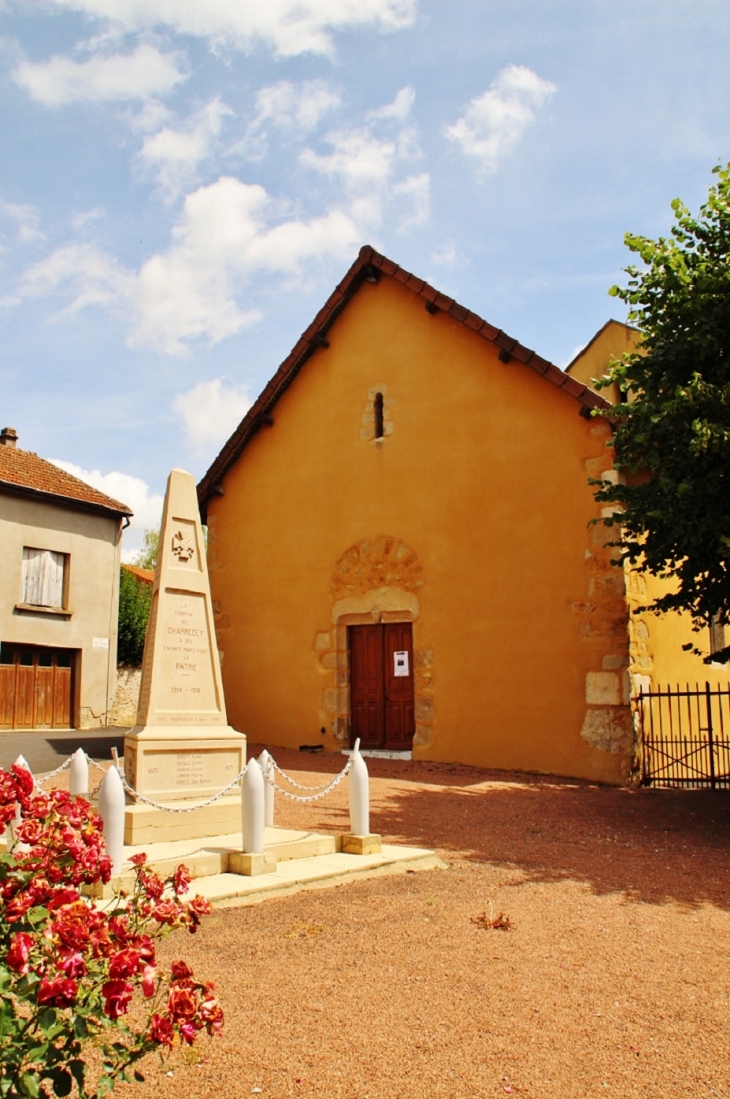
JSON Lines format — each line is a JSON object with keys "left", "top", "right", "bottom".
{"left": 110, "top": 665, "right": 141, "bottom": 727}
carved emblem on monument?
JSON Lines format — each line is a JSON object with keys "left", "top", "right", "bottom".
{"left": 172, "top": 529, "right": 195, "bottom": 562}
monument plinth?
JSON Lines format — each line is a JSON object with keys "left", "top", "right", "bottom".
{"left": 124, "top": 469, "right": 245, "bottom": 842}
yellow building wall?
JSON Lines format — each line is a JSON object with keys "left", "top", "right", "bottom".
{"left": 566, "top": 320, "right": 641, "bottom": 405}
{"left": 628, "top": 569, "right": 730, "bottom": 691}
{"left": 207, "top": 278, "right": 635, "bottom": 783}
{"left": 569, "top": 320, "right": 728, "bottom": 694}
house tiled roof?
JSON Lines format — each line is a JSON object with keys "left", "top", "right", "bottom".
{"left": 197, "top": 245, "right": 612, "bottom": 516}
{"left": 122, "top": 563, "right": 154, "bottom": 584}
{"left": 0, "top": 444, "right": 133, "bottom": 517}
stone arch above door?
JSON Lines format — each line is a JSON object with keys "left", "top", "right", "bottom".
{"left": 314, "top": 536, "right": 433, "bottom": 751}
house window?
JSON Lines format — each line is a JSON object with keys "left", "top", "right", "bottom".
{"left": 374, "top": 392, "right": 384, "bottom": 439}
{"left": 709, "top": 614, "right": 726, "bottom": 657}
{"left": 21, "top": 548, "right": 66, "bottom": 608}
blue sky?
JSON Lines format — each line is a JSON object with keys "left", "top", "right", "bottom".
{"left": 1, "top": 0, "right": 729, "bottom": 556}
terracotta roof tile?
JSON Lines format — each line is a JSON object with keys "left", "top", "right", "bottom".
{"left": 0, "top": 445, "right": 132, "bottom": 516}
{"left": 197, "top": 245, "right": 612, "bottom": 514}
{"left": 122, "top": 563, "right": 154, "bottom": 584}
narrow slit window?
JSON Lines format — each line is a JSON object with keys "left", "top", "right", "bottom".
{"left": 710, "top": 614, "right": 726, "bottom": 657}
{"left": 374, "top": 392, "right": 384, "bottom": 439}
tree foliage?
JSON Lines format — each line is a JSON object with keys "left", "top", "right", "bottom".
{"left": 594, "top": 163, "right": 730, "bottom": 660}
{"left": 117, "top": 568, "right": 151, "bottom": 666}
{"left": 133, "top": 529, "right": 159, "bottom": 572}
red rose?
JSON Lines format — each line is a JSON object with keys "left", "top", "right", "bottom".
{"left": 149, "top": 1013, "right": 174, "bottom": 1048}
{"left": 172, "top": 865, "right": 191, "bottom": 896}
{"left": 57, "top": 950, "right": 87, "bottom": 979}
{"left": 37, "top": 975, "right": 78, "bottom": 1008}
{"left": 4, "top": 893, "right": 34, "bottom": 922}
{"left": 16, "top": 818, "right": 42, "bottom": 844}
{"left": 141, "top": 872, "right": 165, "bottom": 901}
{"left": 189, "top": 895, "right": 212, "bottom": 917}
{"left": 6, "top": 932, "right": 33, "bottom": 974}
{"left": 170, "top": 960, "right": 193, "bottom": 980}
{"left": 128, "top": 852, "right": 147, "bottom": 867}
{"left": 109, "top": 948, "right": 142, "bottom": 980}
{"left": 11, "top": 763, "right": 35, "bottom": 800}
{"left": 200, "top": 992, "right": 224, "bottom": 1035}
{"left": 167, "top": 985, "right": 197, "bottom": 1020}
{"left": 101, "top": 979, "right": 134, "bottom": 1019}
{"left": 142, "top": 965, "right": 157, "bottom": 998}
{"left": 180, "top": 1021, "right": 198, "bottom": 1045}
{"left": 152, "top": 899, "right": 180, "bottom": 926}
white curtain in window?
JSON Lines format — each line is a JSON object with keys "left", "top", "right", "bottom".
{"left": 22, "top": 548, "right": 65, "bottom": 607}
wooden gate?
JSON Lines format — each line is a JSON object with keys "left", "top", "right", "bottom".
{"left": 349, "top": 623, "right": 414, "bottom": 750}
{"left": 636, "top": 682, "right": 730, "bottom": 788}
{"left": 0, "top": 646, "right": 73, "bottom": 729}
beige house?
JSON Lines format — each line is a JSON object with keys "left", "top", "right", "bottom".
{"left": 0, "top": 427, "right": 132, "bottom": 730}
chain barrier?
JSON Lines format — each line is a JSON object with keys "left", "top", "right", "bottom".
{"left": 264, "top": 758, "right": 352, "bottom": 803}
{"left": 29, "top": 746, "right": 351, "bottom": 810}
{"left": 269, "top": 756, "right": 343, "bottom": 792}
{"left": 119, "top": 763, "right": 250, "bottom": 813}
{"left": 31, "top": 755, "right": 74, "bottom": 787}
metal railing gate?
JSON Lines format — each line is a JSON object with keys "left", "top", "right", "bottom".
{"left": 636, "top": 682, "right": 730, "bottom": 789}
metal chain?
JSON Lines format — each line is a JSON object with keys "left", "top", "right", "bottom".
{"left": 31, "top": 755, "right": 74, "bottom": 787}
{"left": 120, "top": 763, "right": 249, "bottom": 813}
{"left": 269, "top": 757, "right": 344, "bottom": 792}
{"left": 265, "top": 759, "right": 352, "bottom": 803}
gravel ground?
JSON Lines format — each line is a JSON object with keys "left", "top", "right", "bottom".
{"left": 49, "top": 747, "right": 730, "bottom": 1098}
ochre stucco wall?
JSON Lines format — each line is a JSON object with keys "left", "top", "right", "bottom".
{"left": 207, "top": 277, "right": 634, "bottom": 782}
{"left": 566, "top": 321, "right": 641, "bottom": 405}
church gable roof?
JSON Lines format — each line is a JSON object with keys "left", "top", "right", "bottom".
{"left": 198, "top": 245, "right": 610, "bottom": 515}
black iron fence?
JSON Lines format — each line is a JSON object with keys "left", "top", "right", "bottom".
{"left": 636, "top": 682, "right": 730, "bottom": 789}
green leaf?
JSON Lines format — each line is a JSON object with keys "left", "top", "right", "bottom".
{"left": 19, "top": 1073, "right": 41, "bottom": 1099}
{"left": 37, "top": 1008, "right": 57, "bottom": 1035}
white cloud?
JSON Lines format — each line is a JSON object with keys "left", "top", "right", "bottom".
{"left": 137, "top": 98, "right": 233, "bottom": 199}
{"left": 71, "top": 206, "right": 105, "bottom": 231}
{"left": 446, "top": 64, "right": 556, "bottom": 174}
{"left": 173, "top": 377, "right": 253, "bottom": 451}
{"left": 254, "top": 80, "right": 340, "bottom": 134}
{"left": 430, "top": 242, "right": 458, "bottom": 268}
{"left": 367, "top": 85, "right": 415, "bottom": 122}
{"left": 42, "top": 0, "right": 417, "bottom": 58}
{"left": 0, "top": 198, "right": 44, "bottom": 243}
{"left": 392, "top": 173, "right": 430, "bottom": 231}
{"left": 300, "top": 86, "right": 427, "bottom": 232}
{"left": 236, "top": 79, "right": 341, "bottom": 158}
{"left": 48, "top": 460, "right": 164, "bottom": 553}
{"left": 13, "top": 43, "right": 188, "bottom": 106}
{"left": 19, "top": 175, "right": 361, "bottom": 354}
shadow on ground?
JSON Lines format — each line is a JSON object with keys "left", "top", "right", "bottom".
{"left": 255, "top": 744, "right": 730, "bottom": 914}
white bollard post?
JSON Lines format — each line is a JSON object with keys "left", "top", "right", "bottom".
{"left": 348, "top": 738, "right": 370, "bottom": 836}
{"left": 69, "top": 748, "right": 89, "bottom": 796}
{"left": 258, "top": 749, "right": 275, "bottom": 827}
{"left": 241, "top": 758, "right": 265, "bottom": 854}
{"left": 98, "top": 765, "right": 125, "bottom": 876}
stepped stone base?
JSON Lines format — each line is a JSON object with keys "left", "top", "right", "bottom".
{"left": 123, "top": 794, "right": 241, "bottom": 845}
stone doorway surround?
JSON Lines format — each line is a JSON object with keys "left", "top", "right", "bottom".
{"left": 314, "top": 537, "right": 434, "bottom": 752}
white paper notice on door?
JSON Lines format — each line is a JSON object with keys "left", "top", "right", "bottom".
{"left": 393, "top": 650, "right": 409, "bottom": 677}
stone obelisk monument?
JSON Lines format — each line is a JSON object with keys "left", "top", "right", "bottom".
{"left": 123, "top": 469, "right": 246, "bottom": 844}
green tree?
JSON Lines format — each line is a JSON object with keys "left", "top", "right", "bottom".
{"left": 134, "top": 528, "right": 159, "bottom": 571}
{"left": 594, "top": 163, "right": 730, "bottom": 661}
{"left": 117, "top": 567, "right": 152, "bottom": 666}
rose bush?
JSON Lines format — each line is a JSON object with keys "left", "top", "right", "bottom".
{"left": 0, "top": 764, "right": 223, "bottom": 1098}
